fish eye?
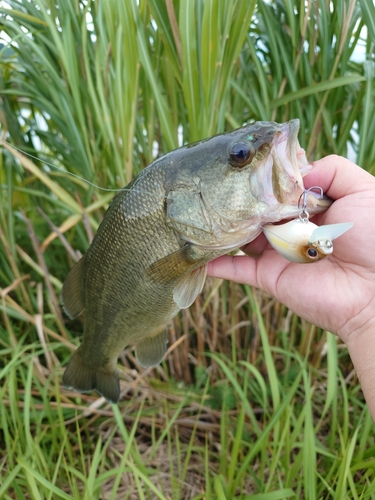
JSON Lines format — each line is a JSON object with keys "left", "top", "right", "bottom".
{"left": 229, "top": 142, "right": 255, "bottom": 168}
{"left": 307, "top": 247, "right": 318, "bottom": 259}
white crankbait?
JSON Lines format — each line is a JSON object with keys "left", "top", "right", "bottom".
{"left": 263, "top": 219, "right": 354, "bottom": 263}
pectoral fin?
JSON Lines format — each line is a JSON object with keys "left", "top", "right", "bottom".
{"left": 61, "top": 256, "right": 85, "bottom": 319}
{"left": 173, "top": 264, "right": 207, "bottom": 309}
{"left": 148, "top": 245, "right": 196, "bottom": 283}
{"left": 148, "top": 245, "right": 208, "bottom": 308}
{"left": 136, "top": 329, "right": 169, "bottom": 368}
{"left": 148, "top": 243, "right": 210, "bottom": 282}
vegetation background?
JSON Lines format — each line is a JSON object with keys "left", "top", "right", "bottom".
{"left": 1, "top": 0, "right": 375, "bottom": 498}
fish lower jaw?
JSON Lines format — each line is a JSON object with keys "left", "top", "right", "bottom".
{"left": 271, "top": 147, "right": 305, "bottom": 190}
{"left": 253, "top": 153, "right": 307, "bottom": 208}
{"left": 193, "top": 230, "right": 263, "bottom": 253}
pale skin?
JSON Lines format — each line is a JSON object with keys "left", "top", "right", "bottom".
{"left": 207, "top": 155, "right": 375, "bottom": 421}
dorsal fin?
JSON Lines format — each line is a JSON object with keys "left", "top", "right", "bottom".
{"left": 61, "top": 256, "right": 85, "bottom": 318}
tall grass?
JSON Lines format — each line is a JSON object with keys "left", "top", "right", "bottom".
{"left": 1, "top": 0, "right": 375, "bottom": 497}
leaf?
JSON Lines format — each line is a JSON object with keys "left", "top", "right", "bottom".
{"left": 271, "top": 75, "right": 366, "bottom": 108}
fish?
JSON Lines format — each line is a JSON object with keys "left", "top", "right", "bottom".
{"left": 263, "top": 219, "right": 354, "bottom": 263}
{"left": 61, "top": 119, "right": 331, "bottom": 403}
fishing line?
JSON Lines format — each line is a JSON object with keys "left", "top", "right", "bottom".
{"left": 1, "top": 139, "right": 159, "bottom": 197}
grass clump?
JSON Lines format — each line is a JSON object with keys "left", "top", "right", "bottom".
{"left": 1, "top": 0, "right": 375, "bottom": 498}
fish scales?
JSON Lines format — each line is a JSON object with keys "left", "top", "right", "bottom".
{"left": 82, "top": 176, "right": 190, "bottom": 351}
{"left": 61, "top": 120, "right": 331, "bottom": 403}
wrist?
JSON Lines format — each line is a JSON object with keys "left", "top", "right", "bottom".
{"left": 339, "top": 299, "right": 375, "bottom": 345}
{"left": 341, "top": 307, "right": 375, "bottom": 421}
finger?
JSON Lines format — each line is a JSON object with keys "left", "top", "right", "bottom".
{"left": 207, "top": 250, "right": 297, "bottom": 300}
{"left": 241, "top": 232, "right": 269, "bottom": 257}
{"left": 207, "top": 254, "right": 260, "bottom": 287}
{"left": 304, "top": 155, "right": 374, "bottom": 200}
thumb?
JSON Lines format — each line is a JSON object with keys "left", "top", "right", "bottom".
{"left": 304, "top": 155, "right": 374, "bottom": 200}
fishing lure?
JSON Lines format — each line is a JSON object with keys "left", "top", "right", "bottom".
{"left": 263, "top": 187, "right": 354, "bottom": 263}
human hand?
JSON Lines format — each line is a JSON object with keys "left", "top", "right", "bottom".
{"left": 208, "top": 155, "right": 375, "bottom": 341}
{"left": 208, "top": 155, "right": 375, "bottom": 418}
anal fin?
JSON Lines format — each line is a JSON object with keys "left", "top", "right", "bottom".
{"left": 136, "top": 329, "right": 168, "bottom": 368}
{"left": 61, "top": 256, "right": 85, "bottom": 319}
{"left": 62, "top": 347, "right": 120, "bottom": 403}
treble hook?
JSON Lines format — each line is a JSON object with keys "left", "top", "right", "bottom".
{"left": 298, "top": 186, "right": 324, "bottom": 223}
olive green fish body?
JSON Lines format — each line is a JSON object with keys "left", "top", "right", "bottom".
{"left": 62, "top": 164, "right": 217, "bottom": 402}
{"left": 62, "top": 120, "right": 331, "bottom": 403}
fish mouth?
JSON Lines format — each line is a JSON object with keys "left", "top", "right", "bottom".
{"left": 271, "top": 119, "right": 331, "bottom": 212}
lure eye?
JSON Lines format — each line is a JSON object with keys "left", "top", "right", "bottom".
{"left": 229, "top": 142, "right": 255, "bottom": 168}
{"left": 307, "top": 247, "right": 318, "bottom": 259}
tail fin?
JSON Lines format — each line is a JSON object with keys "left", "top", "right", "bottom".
{"left": 62, "top": 348, "right": 120, "bottom": 403}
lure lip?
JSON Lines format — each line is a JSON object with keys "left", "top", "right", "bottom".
{"left": 308, "top": 222, "right": 354, "bottom": 244}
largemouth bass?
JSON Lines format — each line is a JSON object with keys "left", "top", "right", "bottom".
{"left": 62, "top": 119, "right": 330, "bottom": 403}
